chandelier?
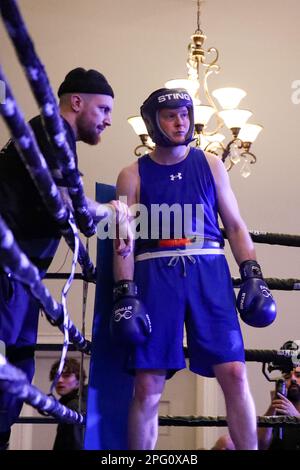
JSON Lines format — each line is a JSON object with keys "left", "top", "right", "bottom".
{"left": 128, "top": 0, "right": 263, "bottom": 178}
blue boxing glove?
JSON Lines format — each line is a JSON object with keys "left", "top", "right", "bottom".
{"left": 237, "top": 260, "right": 276, "bottom": 327}
{"left": 110, "top": 280, "right": 151, "bottom": 346}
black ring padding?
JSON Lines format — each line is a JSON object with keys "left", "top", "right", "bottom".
{"left": 221, "top": 228, "right": 300, "bottom": 247}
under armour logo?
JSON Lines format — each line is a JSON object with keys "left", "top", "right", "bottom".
{"left": 170, "top": 172, "right": 182, "bottom": 181}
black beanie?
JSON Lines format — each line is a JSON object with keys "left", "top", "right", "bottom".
{"left": 57, "top": 67, "right": 114, "bottom": 98}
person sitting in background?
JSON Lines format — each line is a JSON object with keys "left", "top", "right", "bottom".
{"left": 49, "top": 357, "right": 87, "bottom": 450}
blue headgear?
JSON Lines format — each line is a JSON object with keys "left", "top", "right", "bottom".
{"left": 140, "top": 88, "right": 194, "bottom": 147}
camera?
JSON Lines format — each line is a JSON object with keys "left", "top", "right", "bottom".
{"left": 275, "top": 378, "right": 287, "bottom": 398}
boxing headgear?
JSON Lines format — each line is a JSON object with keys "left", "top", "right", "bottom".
{"left": 140, "top": 88, "right": 194, "bottom": 147}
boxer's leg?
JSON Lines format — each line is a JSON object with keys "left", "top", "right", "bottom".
{"left": 128, "top": 369, "right": 166, "bottom": 450}
{"left": 214, "top": 361, "right": 257, "bottom": 450}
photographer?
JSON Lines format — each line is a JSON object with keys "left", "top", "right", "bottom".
{"left": 212, "top": 341, "right": 300, "bottom": 450}
{"left": 258, "top": 366, "right": 300, "bottom": 450}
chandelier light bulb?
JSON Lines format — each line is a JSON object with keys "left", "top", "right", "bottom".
{"left": 165, "top": 78, "right": 200, "bottom": 98}
{"left": 238, "top": 124, "right": 263, "bottom": 143}
{"left": 205, "top": 133, "right": 225, "bottom": 144}
{"left": 199, "top": 135, "right": 209, "bottom": 150}
{"left": 194, "top": 104, "right": 215, "bottom": 126}
{"left": 199, "top": 133, "right": 225, "bottom": 153}
{"left": 128, "top": 116, "right": 148, "bottom": 136}
{"left": 212, "top": 87, "right": 247, "bottom": 109}
{"left": 218, "top": 109, "right": 252, "bottom": 130}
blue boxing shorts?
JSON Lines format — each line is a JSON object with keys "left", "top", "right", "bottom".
{"left": 130, "top": 250, "right": 245, "bottom": 378}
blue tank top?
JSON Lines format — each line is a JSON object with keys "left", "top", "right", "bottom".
{"left": 136, "top": 147, "right": 224, "bottom": 250}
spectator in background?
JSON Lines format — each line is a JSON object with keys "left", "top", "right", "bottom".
{"left": 212, "top": 353, "right": 300, "bottom": 451}
{"left": 49, "top": 357, "right": 87, "bottom": 450}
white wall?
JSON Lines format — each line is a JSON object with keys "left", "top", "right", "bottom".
{"left": 1, "top": 0, "right": 300, "bottom": 449}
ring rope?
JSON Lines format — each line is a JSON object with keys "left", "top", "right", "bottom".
{"left": 159, "top": 415, "right": 300, "bottom": 427}
{"left": 13, "top": 415, "right": 300, "bottom": 427}
{"left": 44, "top": 272, "right": 300, "bottom": 290}
{"left": 222, "top": 228, "right": 300, "bottom": 247}
{"left": 182, "top": 348, "right": 300, "bottom": 369}
{"left": 232, "top": 277, "right": 300, "bottom": 290}
{"left": 245, "top": 349, "right": 300, "bottom": 367}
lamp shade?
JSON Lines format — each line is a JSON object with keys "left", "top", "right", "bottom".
{"left": 205, "top": 133, "right": 225, "bottom": 144}
{"left": 212, "top": 87, "right": 246, "bottom": 109}
{"left": 194, "top": 104, "right": 215, "bottom": 125}
{"left": 238, "top": 124, "right": 263, "bottom": 143}
{"left": 200, "top": 133, "right": 225, "bottom": 151}
{"left": 128, "top": 116, "right": 148, "bottom": 136}
{"left": 218, "top": 109, "right": 252, "bottom": 129}
{"left": 165, "top": 78, "right": 199, "bottom": 98}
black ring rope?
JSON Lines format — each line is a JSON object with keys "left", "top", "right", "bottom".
{"left": 222, "top": 228, "right": 300, "bottom": 247}
{"left": 232, "top": 278, "right": 300, "bottom": 290}
{"left": 158, "top": 415, "right": 300, "bottom": 427}
{"left": 182, "top": 348, "right": 300, "bottom": 368}
{"left": 44, "top": 272, "right": 300, "bottom": 291}
{"left": 13, "top": 415, "right": 300, "bottom": 427}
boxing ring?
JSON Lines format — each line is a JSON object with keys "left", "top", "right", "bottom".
{"left": 0, "top": 0, "right": 299, "bottom": 451}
